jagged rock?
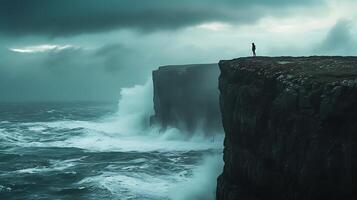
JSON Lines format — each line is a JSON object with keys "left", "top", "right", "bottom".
{"left": 217, "top": 56, "right": 357, "bottom": 200}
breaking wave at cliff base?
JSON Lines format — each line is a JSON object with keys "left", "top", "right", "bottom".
{"left": 0, "top": 77, "right": 223, "bottom": 200}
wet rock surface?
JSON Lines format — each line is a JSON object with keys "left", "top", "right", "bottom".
{"left": 217, "top": 56, "right": 357, "bottom": 200}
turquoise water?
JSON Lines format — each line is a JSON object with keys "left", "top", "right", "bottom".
{"left": 0, "top": 102, "right": 222, "bottom": 200}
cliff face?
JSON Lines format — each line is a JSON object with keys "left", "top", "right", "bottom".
{"left": 151, "top": 64, "right": 222, "bottom": 135}
{"left": 217, "top": 57, "right": 357, "bottom": 200}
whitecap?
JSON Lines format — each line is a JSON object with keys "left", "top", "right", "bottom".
{"left": 15, "top": 156, "right": 86, "bottom": 174}
{"left": 0, "top": 185, "right": 12, "bottom": 192}
{"left": 28, "top": 126, "right": 47, "bottom": 132}
{"left": 78, "top": 172, "right": 175, "bottom": 199}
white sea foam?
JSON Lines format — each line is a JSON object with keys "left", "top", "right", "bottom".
{"left": 16, "top": 157, "right": 86, "bottom": 174}
{"left": 4, "top": 118, "right": 222, "bottom": 152}
{"left": 63, "top": 77, "right": 223, "bottom": 199}
{"left": 0, "top": 128, "right": 28, "bottom": 143}
{"left": 18, "top": 79, "right": 154, "bottom": 137}
{"left": 1, "top": 76, "right": 224, "bottom": 200}
{"left": 78, "top": 172, "right": 175, "bottom": 199}
{"left": 0, "top": 185, "right": 12, "bottom": 192}
{"left": 28, "top": 126, "right": 47, "bottom": 132}
{"left": 43, "top": 129, "right": 222, "bottom": 152}
{"left": 77, "top": 154, "right": 223, "bottom": 200}
{"left": 9, "top": 77, "right": 222, "bottom": 152}
{"left": 168, "top": 154, "right": 223, "bottom": 200}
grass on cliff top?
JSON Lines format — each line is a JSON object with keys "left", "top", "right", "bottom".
{"left": 228, "top": 56, "right": 357, "bottom": 83}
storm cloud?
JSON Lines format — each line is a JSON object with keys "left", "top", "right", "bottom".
{"left": 0, "top": 44, "right": 150, "bottom": 102}
{"left": 318, "top": 20, "right": 357, "bottom": 55}
{"left": 0, "top": 0, "right": 322, "bottom": 37}
{"left": 0, "top": 0, "right": 356, "bottom": 102}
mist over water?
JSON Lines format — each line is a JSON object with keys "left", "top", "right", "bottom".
{"left": 0, "top": 76, "right": 223, "bottom": 200}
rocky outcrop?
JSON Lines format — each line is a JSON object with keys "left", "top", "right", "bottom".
{"left": 151, "top": 64, "right": 222, "bottom": 135}
{"left": 217, "top": 57, "right": 357, "bottom": 200}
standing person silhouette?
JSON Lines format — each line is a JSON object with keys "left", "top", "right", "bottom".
{"left": 252, "top": 43, "right": 256, "bottom": 57}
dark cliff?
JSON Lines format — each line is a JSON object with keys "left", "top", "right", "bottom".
{"left": 217, "top": 56, "right": 357, "bottom": 200}
{"left": 151, "top": 64, "right": 222, "bottom": 135}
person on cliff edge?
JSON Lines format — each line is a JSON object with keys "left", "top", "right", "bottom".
{"left": 252, "top": 43, "right": 256, "bottom": 57}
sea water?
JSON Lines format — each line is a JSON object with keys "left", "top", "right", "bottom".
{"left": 0, "top": 81, "right": 223, "bottom": 200}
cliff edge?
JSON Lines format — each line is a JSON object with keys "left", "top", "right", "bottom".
{"left": 151, "top": 64, "right": 222, "bottom": 135}
{"left": 217, "top": 56, "right": 357, "bottom": 200}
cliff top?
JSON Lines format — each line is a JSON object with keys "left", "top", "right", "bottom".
{"left": 154, "top": 63, "right": 217, "bottom": 73}
{"left": 220, "top": 56, "right": 357, "bottom": 85}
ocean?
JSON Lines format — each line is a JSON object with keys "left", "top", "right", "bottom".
{"left": 0, "top": 81, "right": 223, "bottom": 200}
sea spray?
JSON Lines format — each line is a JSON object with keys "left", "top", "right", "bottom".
{"left": 0, "top": 76, "right": 223, "bottom": 200}
{"left": 112, "top": 78, "right": 154, "bottom": 134}
{"left": 168, "top": 154, "right": 223, "bottom": 200}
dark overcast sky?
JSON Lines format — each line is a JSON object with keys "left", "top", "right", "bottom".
{"left": 0, "top": 0, "right": 322, "bottom": 36}
{"left": 0, "top": 0, "right": 356, "bottom": 102}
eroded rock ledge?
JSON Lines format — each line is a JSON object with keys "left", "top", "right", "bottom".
{"left": 217, "top": 56, "right": 357, "bottom": 200}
